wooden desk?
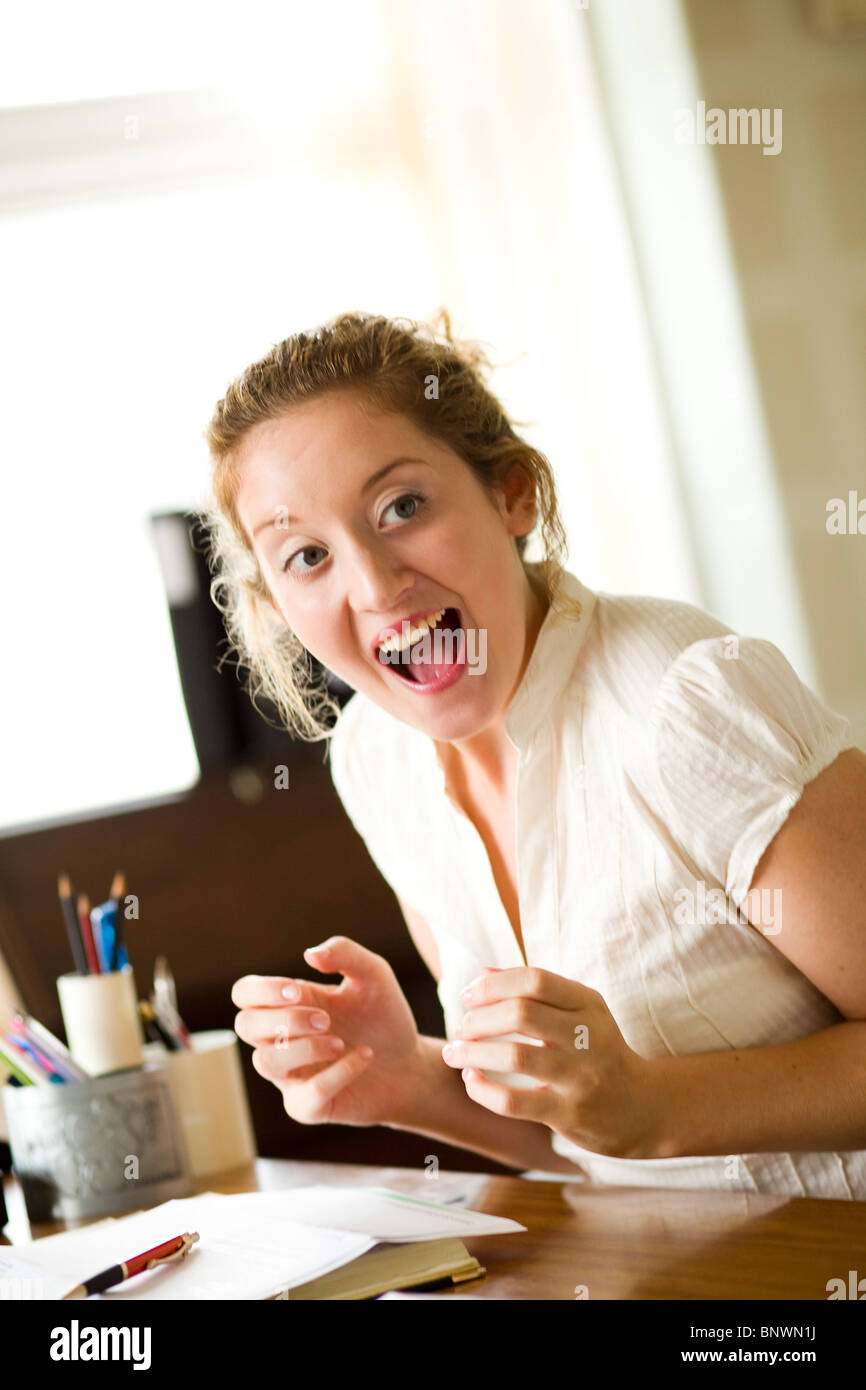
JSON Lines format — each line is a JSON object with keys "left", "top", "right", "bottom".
{"left": 3, "top": 1159, "right": 865, "bottom": 1299}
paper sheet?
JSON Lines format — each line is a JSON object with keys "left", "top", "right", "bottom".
{"left": 1, "top": 1186, "right": 525, "bottom": 1300}
{"left": 201, "top": 1185, "right": 527, "bottom": 1241}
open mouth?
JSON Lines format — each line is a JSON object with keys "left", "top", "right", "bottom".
{"left": 376, "top": 606, "right": 465, "bottom": 686}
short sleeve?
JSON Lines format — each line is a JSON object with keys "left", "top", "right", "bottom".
{"left": 646, "top": 635, "right": 856, "bottom": 909}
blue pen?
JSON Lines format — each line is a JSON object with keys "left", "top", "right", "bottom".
{"left": 90, "top": 902, "right": 117, "bottom": 972}
{"left": 109, "top": 871, "right": 126, "bottom": 970}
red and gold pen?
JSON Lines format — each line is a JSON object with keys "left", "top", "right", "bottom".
{"left": 61, "top": 1231, "right": 200, "bottom": 1298}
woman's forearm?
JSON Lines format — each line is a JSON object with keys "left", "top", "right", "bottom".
{"left": 648, "top": 1020, "right": 866, "bottom": 1159}
{"left": 385, "top": 1035, "right": 587, "bottom": 1175}
{"left": 386, "top": 1025, "right": 866, "bottom": 1169}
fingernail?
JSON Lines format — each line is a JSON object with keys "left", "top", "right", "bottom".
{"left": 460, "top": 969, "right": 496, "bottom": 1000}
{"left": 311, "top": 1013, "right": 329, "bottom": 1030}
{"left": 305, "top": 941, "right": 335, "bottom": 961}
{"left": 281, "top": 984, "right": 300, "bottom": 1001}
{"left": 358, "top": 1045, "right": 373, "bottom": 1060}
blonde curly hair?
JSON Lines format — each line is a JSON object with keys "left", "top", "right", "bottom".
{"left": 201, "top": 308, "right": 579, "bottom": 742}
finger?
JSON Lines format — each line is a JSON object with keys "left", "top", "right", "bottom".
{"left": 231, "top": 974, "right": 339, "bottom": 1010}
{"left": 291, "top": 1045, "right": 375, "bottom": 1119}
{"left": 461, "top": 1065, "right": 551, "bottom": 1120}
{"left": 251, "top": 1034, "right": 345, "bottom": 1080}
{"left": 443, "top": 1037, "right": 559, "bottom": 1084}
{"left": 459, "top": 966, "right": 596, "bottom": 1012}
{"left": 234, "top": 1006, "right": 333, "bottom": 1047}
{"left": 302, "top": 936, "right": 387, "bottom": 985}
{"left": 457, "top": 997, "right": 563, "bottom": 1044}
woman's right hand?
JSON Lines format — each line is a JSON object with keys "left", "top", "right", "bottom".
{"left": 231, "top": 936, "right": 425, "bottom": 1128}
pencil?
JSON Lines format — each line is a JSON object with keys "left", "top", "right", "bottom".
{"left": 3, "top": 1032, "right": 67, "bottom": 1084}
{"left": 0, "top": 1035, "right": 45, "bottom": 1085}
{"left": 58, "top": 873, "right": 88, "bottom": 976}
{"left": 77, "top": 894, "right": 101, "bottom": 975}
{"left": 11, "top": 1014, "right": 90, "bottom": 1081}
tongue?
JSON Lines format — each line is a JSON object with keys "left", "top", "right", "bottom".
{"left": 407, "top": 636, "right": 457, "bottom": 685}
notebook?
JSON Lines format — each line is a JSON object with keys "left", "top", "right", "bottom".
{"left": 279, "top": 1237, "right": 485, "bottom": 1299}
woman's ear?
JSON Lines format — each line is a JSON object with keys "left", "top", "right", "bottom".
{"left": 496, "top": 460, "right": 537, "bottom": 539}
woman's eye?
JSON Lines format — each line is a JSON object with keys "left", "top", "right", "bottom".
{"left": 382, "top": 492, "right": 425, "bottom": 524}
{"left": 281, "top": 493, "right": 425, "bottom": 575}
{"left": 283, "top": 545, "right": 326, "bottom": 575}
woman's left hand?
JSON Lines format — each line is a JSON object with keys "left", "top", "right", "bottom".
{"left": 442, "top": 966, "right": 665, "bottom": 1160}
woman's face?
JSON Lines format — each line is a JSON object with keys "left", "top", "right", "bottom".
{"left": 235, "top": 389, "right": 544, "bottom": 745}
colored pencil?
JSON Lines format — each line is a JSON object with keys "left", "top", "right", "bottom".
{"left": 5, "top": 1025, "right": 67, "bottom": 1079}
{"left": 0, "top": 1035, "right": 45, "bottom": 1085}
{"left": 9, "top": 1014, "right": 89, "bottom": 1082}
{"left": 77, "top": 894, "right": 101, "bottom": 975}
{"left": 58, "top": 873, "right": 88, "bottom": 975}
{"left": 3, "top": 1032, "right": 66, "bottom": 1084}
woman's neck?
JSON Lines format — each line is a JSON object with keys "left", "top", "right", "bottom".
{"left": 436, "top": 568, "right": 549, "bottom": 796}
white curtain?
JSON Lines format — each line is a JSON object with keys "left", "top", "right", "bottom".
{"left": 588, "top": 0, "right": 815, "bottom": 683}
{"left": 377, "top": 0, "right": 701, "bottom": 601}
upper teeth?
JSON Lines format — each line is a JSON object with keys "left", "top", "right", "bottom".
{"left": 378, "top": 608, "right": 447, "bottom": 655}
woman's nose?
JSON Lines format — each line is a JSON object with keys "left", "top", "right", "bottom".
{"left": 348, "top": 544, "right": 415, "bottom": 613}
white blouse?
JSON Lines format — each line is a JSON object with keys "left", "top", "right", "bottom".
{"left": 328, "top": 566, "right": 865, "bottom": 1199}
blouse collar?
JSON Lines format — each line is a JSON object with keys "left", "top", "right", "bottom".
{"left": 503, "top": 565, "right": 597, "bottom": 751}
{"left": 417, "top": 566, "right": 598, "bottom": 792}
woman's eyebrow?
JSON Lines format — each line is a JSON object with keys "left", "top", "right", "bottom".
{"left": 252, "top": 456, "right": 430, "bottom": 536}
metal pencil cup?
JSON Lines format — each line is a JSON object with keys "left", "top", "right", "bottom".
{"left": 4, "top": 1067, "right": 193, "bottom": 1223}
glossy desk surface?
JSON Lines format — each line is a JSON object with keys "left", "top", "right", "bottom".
{"left": 4, "top": 1158, "right": 865, "bottom": 1300}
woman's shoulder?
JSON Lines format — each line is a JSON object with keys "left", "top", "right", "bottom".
{"left": 591, "top": 588, "right": 732, "bottom": 661}
{"left": 578, "top": 587, "right": 735, "bottom": 720}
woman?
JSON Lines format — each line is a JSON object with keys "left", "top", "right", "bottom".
{"left": 204, "top": 310, "right": 866, "bottom": 1199}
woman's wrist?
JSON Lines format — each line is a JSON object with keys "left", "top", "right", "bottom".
{"left": 620, "top": 1054, "right": 677, "bottom": 1161}
{"left": 382, "top": 1034, "right": 589, "bottom": 1174}
{"left": 384, "top": 1034, "right": 451, "bottom": 1131}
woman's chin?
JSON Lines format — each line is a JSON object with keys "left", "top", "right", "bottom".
{"left": 341, "top": 652, "right": 504, "bottom": 743}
